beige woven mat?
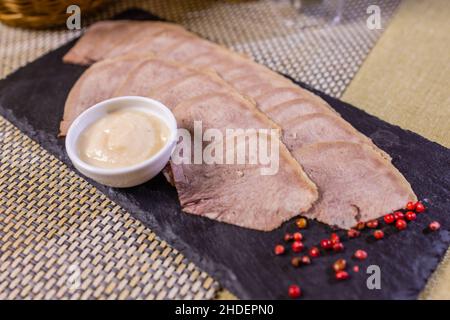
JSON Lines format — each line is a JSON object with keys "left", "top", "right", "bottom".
{"left": 342, "top": 0, "right": 450, "bottom": 149}
{"left": 341, "top": 0, "right": 450, "bottom": 299}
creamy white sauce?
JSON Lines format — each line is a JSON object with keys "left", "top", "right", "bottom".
{"left": 78, "top": 109, "right": 170, "bottom": 169}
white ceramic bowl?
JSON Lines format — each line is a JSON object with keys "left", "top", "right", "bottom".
{"left": 65, "top": 96, "right": 177, "bottom": 188}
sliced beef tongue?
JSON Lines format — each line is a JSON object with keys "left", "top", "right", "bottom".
{"left": 60, "top": 56, "right": 192, "bottom": 136}
{"left": 113, "top": 58, "right": 194, "bottom": 97}
{"left": 62, "top": 49, "right": 318, "bottom": 230}
{"left": 293, "top": 142, "right": 417, "bottom": 229}
{"left": 62, "top": 57, "right": 236, "bottom": 133}
{"left": 106, "top": 30, "right": 196, "bottom": 61}
{"left": 282, "top": 113, "right": 389, "bottom": 159}
{"left": 63, "top": 20, "right": 188, "bottom": 64}
{"left": 264, "top": 98, "right": 337, "bottom": 124}
{"left": 160, "top": 38, "right": 216, "bottom": 62}
{"left": 149, "top": 72, "right": 236, "bottom": 109}
{"left": 62, "top": 20, "right": 417, "bottom": 230}
{"left": 171, "top": 131, "right": 318, "bottom": 231}
{"left": 232, "top": 73, "right": 288, "bottom": 91}
{"left": 166, "top": 89, "right": 319, "bottom": 231}
{"left": 172, "top": 92, "right": 279, "bottom": 132}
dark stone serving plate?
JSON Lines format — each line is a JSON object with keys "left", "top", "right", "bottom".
{"left": 0, "top": 9, "right": 449, "bottom": 299}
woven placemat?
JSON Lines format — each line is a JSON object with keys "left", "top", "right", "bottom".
{"left": 0, "top": 0, "right": 402, "bottom": 300}
{"left": 0, "top": 116, "right": 218, "bottom": 299}
{"left": 341, "top": 0, "right": 450, "bottom": 299}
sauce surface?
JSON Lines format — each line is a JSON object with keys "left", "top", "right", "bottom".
{"left": 78, "top": 109, "right": 170, "bottom": 169}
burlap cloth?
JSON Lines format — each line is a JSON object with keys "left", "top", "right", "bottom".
{"left": 0, "top": 0, "right": 448, "bottom": 299}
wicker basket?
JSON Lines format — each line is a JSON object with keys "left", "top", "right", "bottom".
{"left": 0, "top": 0, "right": 106, "bottom": 29}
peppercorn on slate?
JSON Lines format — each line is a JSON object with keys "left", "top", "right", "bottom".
{"left": 62, "top": 20, "right": 417, "bottom": 230}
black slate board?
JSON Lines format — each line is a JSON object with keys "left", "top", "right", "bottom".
{"left": 0, "top": 10, "right": 449, "bottom": 300}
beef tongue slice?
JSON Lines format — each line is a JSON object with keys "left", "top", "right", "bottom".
{"left": 282, "top": 113, "right": 389, "bottom": 160}
{"left": 113, "top": 58, "right": 194, "bottom": 97}
{"left": 149, "top": 72, "right": 236, "bottom": 109}
{"left": 172, "top": 92, "right": 279, "bottom": 132}
{"left": 62, "top": 21, "right": 417, "bottom": 230}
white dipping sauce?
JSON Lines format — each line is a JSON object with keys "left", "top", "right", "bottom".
{"left": 78, "top": 109, "right": 170, "bottom": 169}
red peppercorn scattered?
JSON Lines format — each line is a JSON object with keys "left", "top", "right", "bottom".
{"left": 429, "top": 221, "right": 441, "bottom": 231}
{"left": 354, "top": 249, "right": 368, "bottom": 260}
{"left": 293, "top": 232, "right": 303, "bottom": 241}
{"left": 353, "top": 265, "right": 360, "bottom": 273}
{"left": 309, "top": 246, "right": 320, "bottom": 258}
{"left": 284, "top": 233, "right": 293, "bottom": 242}
{"left": 320, "top": 239, "right": 332, "bottom": 250}
{"left": 333, "top": 242, "right": 344, "bottom": 252}
{"left": 356, "top": 222, "right": 365, "bottom": 230}
{"left": 333, "top": 259, "right": 347, "bottom": 272}
{"left": 301, "top": 255, "right": 311, "bottom": 265}
{"left": 330, "top": 233, "right": 340, "bottom": 244}
{"left": 374, "top": 229, "right": 384, "bottom": 240}
{"left": 394, "top": 211, "right": 404, "bottom": 220}
{"left": 347, "top": 229, "right": 360, "bottom": 238}
{"left": 405, "top": 201, "right": 416, "bottom": 211}
{"left": 395, "top": 219, "right": 407, "bottom": 230}
{"left": 335, "top": 271, "right": 349, "bottom": 280}
{"left": 296, "top": 217, "right": 308, "bottom": 229}
{"left": 384, "top": 213, "right": 395, "bottom": 224}
{"left": 405, "top": 211, "right": 416, "bottom": 221}
{"left": 292, "top": 241, "right": 304, "bottom": 253}
{"left": 274, "top": 245, "right": 285, "bottom": 255}
{"left": 288, "top": 285, "right": 301, "bottom": 298}
{"left": 415, "top": 202, "right": 426, "bottom": 213}
{"left": 366, "top": 220, "right": 379, "bottom": 229}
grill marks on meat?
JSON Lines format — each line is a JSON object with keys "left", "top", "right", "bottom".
{"left": 63, "top": 21, "right": 417, "bottom": 229}
{"left": 171, "top": 131, "right": 318, "bottom": 231}
{"left": 293, "top": 142, "right": 417, "bottom": 229}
